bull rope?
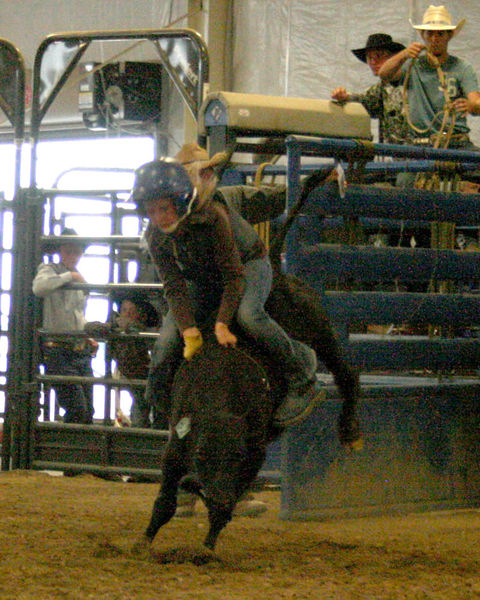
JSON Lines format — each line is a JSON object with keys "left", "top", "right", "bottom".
{"left": 234, "top": 345, "right": 271, "bottom": 393}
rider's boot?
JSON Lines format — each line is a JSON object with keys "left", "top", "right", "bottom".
{"left": 273, "top": 343, "right": 320, "bottom": 427}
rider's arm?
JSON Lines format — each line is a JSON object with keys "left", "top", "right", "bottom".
{"left": 151, "top": 246, "right": 197, "bottom": 333}
{"left": 209, "top": 203, "right": 245, "bottom": 327}
{"left": 379, "top": 43, "right": 424, "bottom": 82}
{"left": 32, "top": 262, "right": 73, "bottom": 297}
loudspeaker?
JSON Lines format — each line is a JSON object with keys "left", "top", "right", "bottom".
{"left": 79, "top": 61, "right": 163, "bottom": 129}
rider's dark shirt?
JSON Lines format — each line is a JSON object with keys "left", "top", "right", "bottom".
{"left": 146, "top": 200, "right": 266, "bottom": 332}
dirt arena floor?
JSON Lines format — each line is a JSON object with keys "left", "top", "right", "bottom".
{"left": 1, "top": 470, "right": 480, "bottom": 600}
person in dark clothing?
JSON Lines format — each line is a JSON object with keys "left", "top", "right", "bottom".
{"left": 331, "top": 33, "right": 408, "bottom": 144}
{"left": 85, "top": 291, "right": 160, "bottom": 428}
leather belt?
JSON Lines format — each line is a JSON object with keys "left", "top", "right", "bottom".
{"left": 44, "top": 340, "right": 87, "bottom": 353}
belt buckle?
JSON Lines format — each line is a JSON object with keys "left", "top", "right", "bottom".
{"left": 73, "top": 341, "right": 86, "bottom": 353}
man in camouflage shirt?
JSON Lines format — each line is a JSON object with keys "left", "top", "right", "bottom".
{"left": 332, "top": 33, "right": 410, "bottom": 144}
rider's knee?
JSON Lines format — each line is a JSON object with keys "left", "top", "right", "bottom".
{"left": 236, "top": 304, "right": 265, "bottom": 329}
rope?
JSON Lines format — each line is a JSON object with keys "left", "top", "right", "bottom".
{"left": 402, "top": 49, "right": 456, "bottom": 149}
{"left": 234, "top": 345, "right": 271, "bottom": 393}
{"left": 418, "top": 169, "right": 459, "bottom": 339}
{"left": 403, "top": 50, "right": 458, "bottom": 337}
{"left": 253, "top": 161, "right": 274, "bottom": 250}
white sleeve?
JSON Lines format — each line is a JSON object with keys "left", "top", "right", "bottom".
{"left": 32, "top": 263, "right": 73, "bottom": 297}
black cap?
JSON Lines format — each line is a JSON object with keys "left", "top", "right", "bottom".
{"left": 43, "top": 227, "right": 88, "bottom": 254}
{"left": 351, "top": 33, "right": 405, "bottom": 63}
{"left": 111, "top": 290, "right": 160, "bottom": 328}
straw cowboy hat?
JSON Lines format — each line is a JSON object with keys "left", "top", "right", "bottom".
{"left": 351, "top": 33, "right": 405, "bottom": 63}
{"left": 411, "top": 5, "right": 465, "bottom": 37}
{"left": 175, "top": 142, "right": 228, "bottom": 171}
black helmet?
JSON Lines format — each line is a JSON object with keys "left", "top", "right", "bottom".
{"left": 130, "top": 158, "right": 194, "bottom": 217}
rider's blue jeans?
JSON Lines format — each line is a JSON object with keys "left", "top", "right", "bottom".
{"left": 236, "top": 257, "right": 309, "bottom": 379}
{"left": 145, "top": 256, "right": 314, "bottom": 426}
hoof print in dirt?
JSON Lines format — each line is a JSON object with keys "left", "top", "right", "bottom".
{"left": 93, "top": 540, "right": 124, "bottom": 558}
{"left": 152, "top": 546, "right": 218, "bottom": 565}
{"left": 130, "top": 536, "right": 153, "bottom": 560}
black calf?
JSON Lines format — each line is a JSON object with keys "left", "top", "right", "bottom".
{"left": 144, "top": 340, "right": 284, "bottom": 550}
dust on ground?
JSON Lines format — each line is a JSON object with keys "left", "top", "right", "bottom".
{"left": 1, "top": 470, "right": 480, "bottom": 600}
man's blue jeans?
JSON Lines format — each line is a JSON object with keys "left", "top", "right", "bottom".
{"left": 43, "top": 347, "right": 94, "bottom": 424}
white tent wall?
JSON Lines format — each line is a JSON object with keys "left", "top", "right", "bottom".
{"left": 0, "top": 0, "right": 188, "bottom": 67}
{"left": 232, "top": 0, "right": 480, "bottom": 145}
{"left": 0, "top": 1, "right": 478, "bottom": 145}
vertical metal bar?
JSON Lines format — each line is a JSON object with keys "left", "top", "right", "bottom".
{"left": 30, "top": 29, "right": 210, "bottom": 188}
{"left": 2, "top": 39, "right": 26, "bottom": 471}
{"left": 285, "top": 141, "right": 301, "bottom": 273}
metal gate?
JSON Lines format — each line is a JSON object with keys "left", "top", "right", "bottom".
{"left": 2, "top": 28, "right": 209, "bottom": 475}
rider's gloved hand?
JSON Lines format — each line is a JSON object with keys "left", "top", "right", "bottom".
{"left": 215, "top": 322, "right": 237, "bottom": 347}
{"left": 183, "top": 327, "right": 203, "bottom": 360}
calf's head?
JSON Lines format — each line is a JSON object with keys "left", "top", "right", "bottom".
{"left": 194, "top": 413, "right": 249, "bottom": 509}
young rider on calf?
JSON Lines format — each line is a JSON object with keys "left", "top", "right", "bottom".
{"left": 130, "top": 156, "right": 318, "bottom": 427}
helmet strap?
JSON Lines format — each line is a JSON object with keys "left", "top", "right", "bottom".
{"left": 159, "top": 188, "right": 199, "bottom": 234}
{"left": 185, "top": 187, "right": 198, "bottom": 216}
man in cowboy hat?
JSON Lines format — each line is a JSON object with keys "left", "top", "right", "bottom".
{"left": 332, "top": 33, "right": 409, "bottom": 144}
{"left": 379, "top": 5, "right": 480, "bottom": 149}
{"left": 33, "top": 227, "right": 98, "bottom": 424}
{"left": 351, "top": 33, "right": 406, "bottom": 77}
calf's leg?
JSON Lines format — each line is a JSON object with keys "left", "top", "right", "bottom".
{"left": 268, "top": 271, "right": 362, "bottom": 448}
{"left": 204, "top": 503, "right": 233, "bottom": 550}
{"left": 202, "top": 448, "right": 266, "bottom": 550}
{"left": 145, "top": 444, "right": 185, "bottom": 542}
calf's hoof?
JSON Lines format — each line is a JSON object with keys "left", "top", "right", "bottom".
{"left": 338, "top": 414, "right": 363, "bottom": 451}
{"left": 203, "top": 537, "right": 217, "bottom": 551}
